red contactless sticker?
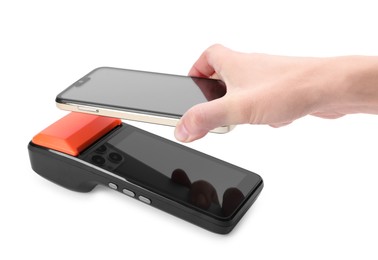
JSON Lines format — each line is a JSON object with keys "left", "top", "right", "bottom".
{"left": 32, "top": 112, "right": 122, "bottom": 156}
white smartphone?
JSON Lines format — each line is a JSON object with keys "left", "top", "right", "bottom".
{"left": 56, "top": 67, "right": 233, "bottom": 133}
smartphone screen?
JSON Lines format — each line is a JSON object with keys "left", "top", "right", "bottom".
{"left": 56, "top": 67, "right": 226, "bottom": 118}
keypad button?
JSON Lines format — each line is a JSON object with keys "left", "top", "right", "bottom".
{"left": 122, "top": 189, "right": 135, "bottom": 197}
{"left": 138, "top": 196, "right": 151, "bottom": 204}
{"left": 108, "top": 183, "right": 118, "bottom": 190}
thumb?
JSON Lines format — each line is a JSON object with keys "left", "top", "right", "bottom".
{"left": 174, "top": 97, "right": 235, "bottom": 142}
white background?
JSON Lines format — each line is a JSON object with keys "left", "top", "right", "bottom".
{"left": 1, "top": 1, "right": 377, "bottom": 259}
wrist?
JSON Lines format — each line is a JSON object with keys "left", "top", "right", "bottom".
{"left": 314, "top": 56, "right": 378, "bottom": 115}
{"left": 343, "top": 56, "right": 378, "bottom": 114}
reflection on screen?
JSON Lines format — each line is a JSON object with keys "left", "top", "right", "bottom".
{"left": 106, "top": 130, "right": 248, "bottom": 217}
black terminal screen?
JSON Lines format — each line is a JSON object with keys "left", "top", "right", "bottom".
{"left": 83, "top": 125, "right": 261, "bottom": 218}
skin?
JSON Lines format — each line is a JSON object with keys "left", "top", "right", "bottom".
{"left": 174, "top": 44, "right": 378, "bottom": 142}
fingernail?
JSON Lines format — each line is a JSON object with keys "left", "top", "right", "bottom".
{"left": 175, "top": 122, "right": 189, "bottom": 142}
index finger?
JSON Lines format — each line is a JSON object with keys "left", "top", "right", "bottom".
{"left": 188, "top": 44, "right": 228, "bottom": 78}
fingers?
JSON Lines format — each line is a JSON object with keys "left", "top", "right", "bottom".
{"left": 311, "top": 112, "right": 345, "bottom": 119}
{"left": 188, "top": 44, "right": 229, "bottom": 78}
{"left": 269, "top": 121, "right": 293, "bottom": 128}
{"left": 177, "top": 45, "right": 239, "bottom": 142}
{"left": 174, "top": 98, "right": 228, "bottom": 142}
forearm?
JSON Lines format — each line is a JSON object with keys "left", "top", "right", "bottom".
{"left": 320, "top": 56, "right": 378, "bottom": 115}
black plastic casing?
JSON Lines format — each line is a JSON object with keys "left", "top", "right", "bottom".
{"left": 28, "top": 123, "right": 263, "bottom": 234}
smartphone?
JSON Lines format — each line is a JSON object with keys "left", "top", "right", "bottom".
{"left": 56, "top": 67, "right": 233, "bottom": 133}
{"left": 29, "top": 112, "right": 263, "bottom": 234}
